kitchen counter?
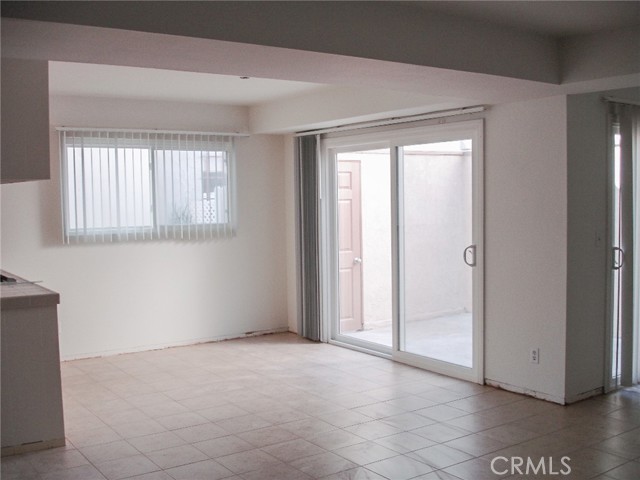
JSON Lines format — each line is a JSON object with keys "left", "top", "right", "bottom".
{"left": 1, "top": 270, "right": 60, "bottom": 310}
{"left": 1, "top": 270, "right": 65, "bottom": 456}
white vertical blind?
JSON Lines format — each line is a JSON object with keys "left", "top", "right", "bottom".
{"left": 59, "top": 128, "right": 240, "bottom": 243}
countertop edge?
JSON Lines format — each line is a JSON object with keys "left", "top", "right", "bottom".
{"left": 1, "top": 270, "right": 61, "bottom": 311}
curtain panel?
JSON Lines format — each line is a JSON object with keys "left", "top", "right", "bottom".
{"left": 295, "top": 135, "right": 321, "bottom": 341}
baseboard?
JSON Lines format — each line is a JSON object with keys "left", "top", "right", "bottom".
{"left": 60, "top": 326, "right": 291, "bottom": 361}
{"left": 485, "top": 379, "right": 566, "bottom": 405}
{"left": 1, "top": 438, "right": 65, "bottom": 457}
{"left": 564, "top": 387, "right": 603, "bottom": 404}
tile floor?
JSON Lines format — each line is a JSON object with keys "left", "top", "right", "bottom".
{"left": 2, "top": 332, "right": 639, "bottom": 480}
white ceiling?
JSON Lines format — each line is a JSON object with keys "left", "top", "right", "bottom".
{"left": 48, "top": 62, "right": 331, "bottom": 106}
{"left": 43, "top": 1, "right": 639, "bottom": 107}
{"left": 15, "top": 1, "right": 638, "bottom": 125}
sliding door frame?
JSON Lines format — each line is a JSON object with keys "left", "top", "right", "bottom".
{"left": 605, "top": 102, "right": 640, "bottom": 391}
{"left": 391, "top": 121, "right": 484, "bottom": 384}
{"left": 320, "top": 118, "right": 484, "bottom": 383}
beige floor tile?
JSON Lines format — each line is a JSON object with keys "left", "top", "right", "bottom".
{"left": 40, "top": 463, "right": 108, "bottom": 480}
{"left": 197, "top": 404, "right": 250, "bottom": 422}
{"left": 193, "top": 435, "right": 254, "bottom": 458}
{"left": 241, "top": 462, "right": 315, "bottom": 480}
{"left": 317, "top": 466, "right": 388, "bottom": 479}
{"left": 446, "top": 392, "right": 521, "bottom": 414}
{"left": 605, "top": 460, "right": 640, "bottom": 480}
{"left": 1, "top": 453, "right": 41, "bottom": 479}
{"left": 416, "top": 405, "right": 469, "bottom": 422}
{"left": 412, "top": 422, "right": 472, "bottom": 443}
{"left": 352, "top": 402, "right": 406, "bottom": 420}
{"left": 125, "top": 470, "right": 174, "bottom": 479}
{"left": 444, "top": 432, "right": 509, "bottom": 457}
{"left": 374, "top": 431, "right": 436, "bottom": 453}
{"left": 145, "top": 444, "right": 208, "bottom": 469}
{"left": 236, "top": 425, "right": 301, "bottom": 447}
{"left": 215, "top": 414, "right": 273, "bottom": 434}
{"left": 79, "top": 440, "right": 141, "bottom": 464}
{"left": 164, "top": 459, "right": 234, "bottom": 480}
{"left": 446, "top": 413, "right": 509, "bottom": 433}
{"left": 566, "top": 447, "right": 629, "bottom": 476}
{"left": 306, "top": 429, "right": 366, "bottom": 451}
{"left": 443, "top": 457, "right": 509, "bottom": 480}
{"left": 386, "top": 395, "right": 439, "bottom": 412}
{"left": 314, "top": 409, "right": 373, "bottom": 428}
{"left": 593, "top": 434, "right": 640, "bottom": 459}
{"left": 477, "top": 424, "right": 540, "bottom": 444}
{"left": 66, "top": 425, "right": 123, "bottom": 447}
{"left": 139, "top": 401, "right": 190, "bottom": 418}
{"left": 280, "top": 417, "right": 338, "bottom": 438}
{"left": 333, "top": 441, "right": 398, "bottom": 465}
{"left": 155, "top": 412, "right": 209, "bottom": 431}
{"left": 215, "top": 448, "right": 282, "bottom": 474}
{"left": 290, "top": 451, "right": 359, "bottom": 478}
{"left": 255, "top": 407, "right": 311, "bottom": 425}
{"left": 127, "top": 431, "right": 187, "bottom": 454}
{"left": 173, "top": 422, "right": 228, "bottom": 443}
{"left": 408, "top": 444, "right": 474, "bottom": 470}
{"left": 344, "top": 420, "right": 404, "bottom": 440}
{"left": 94, "top": 454, "right": 160, "bottom": 480}
{"left": 97, "top": 408, "right": 150, "bottom": 426}
{"left": 262, "top": 438, "right": 327, "bottom": 462}
{"left": 28, "top": 448, "right": 90, "bottom": 473}
{"left": 366, "top": 454, "right": 434, "bottom": 479}
{"left": 381, "top": 411, "right": 437, "bottom": 430}
{"left": 411, "top": 471, "right": 465, "bottom": 480}
{"left": 111, "top": 419, "right": 167, "bottom": 439}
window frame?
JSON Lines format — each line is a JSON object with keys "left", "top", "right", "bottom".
{"left": 58, "top": 128, "right": 239, "bottom": 243}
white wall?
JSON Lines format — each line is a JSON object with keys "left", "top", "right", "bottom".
{"left": 283, "top": 134, "right": 299, "bottom": 334}
{"left": 484, "top": 96, "right": 568, "bottom": 403}
{"left": 0, "top": 96, "right": 289, "bottom": 359}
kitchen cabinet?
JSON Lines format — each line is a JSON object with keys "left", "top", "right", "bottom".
{"left": 1, "top": 58, "right": 51, "bottom": 183}
{"left": 1, "top": 271, "right": 65, "bottom": 456}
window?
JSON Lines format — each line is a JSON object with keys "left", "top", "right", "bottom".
{"left": 59, "top": 129, "right": 237, "bottom": 242}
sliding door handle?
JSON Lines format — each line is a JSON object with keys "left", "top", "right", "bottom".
{"left": 612, "top": 247, "right": 625, "bottom": 270}
{"left": 463, "top": 245, "right": 476, "bottom": 267}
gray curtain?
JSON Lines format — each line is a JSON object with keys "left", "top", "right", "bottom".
{"left": 295, "top": 135, "right": 321, "bottom": 341}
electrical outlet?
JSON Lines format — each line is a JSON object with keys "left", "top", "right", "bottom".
{"left": 530, "top": 348, "right": 539, "bottom": 364}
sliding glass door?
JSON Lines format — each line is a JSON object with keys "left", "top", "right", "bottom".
{"left": 607, "top": 102, "right": 640, "bottom": 390}
{"left": 323, "top": 120, "right": 483, "bottom": 382}
{"left": 397, "top": 140, "right": 474, "bottom": 369}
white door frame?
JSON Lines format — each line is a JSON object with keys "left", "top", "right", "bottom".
{"left": 320, "top": 119, "right": 484, "bottom": 384}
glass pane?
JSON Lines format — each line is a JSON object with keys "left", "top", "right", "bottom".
{"left": 612, "top": 128, "right": 622, "bottom": 382}
{"left": 400, "top": 140, "right": 473, "bottom": 367}
{"left": 155, "top": 150, "right": 229, "bottom": 226}
{"left": 337, "top": 149, "right": 393, "bottom": 349}
{"left": 66, "top": 147, "right": 152, "bottom": 232}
